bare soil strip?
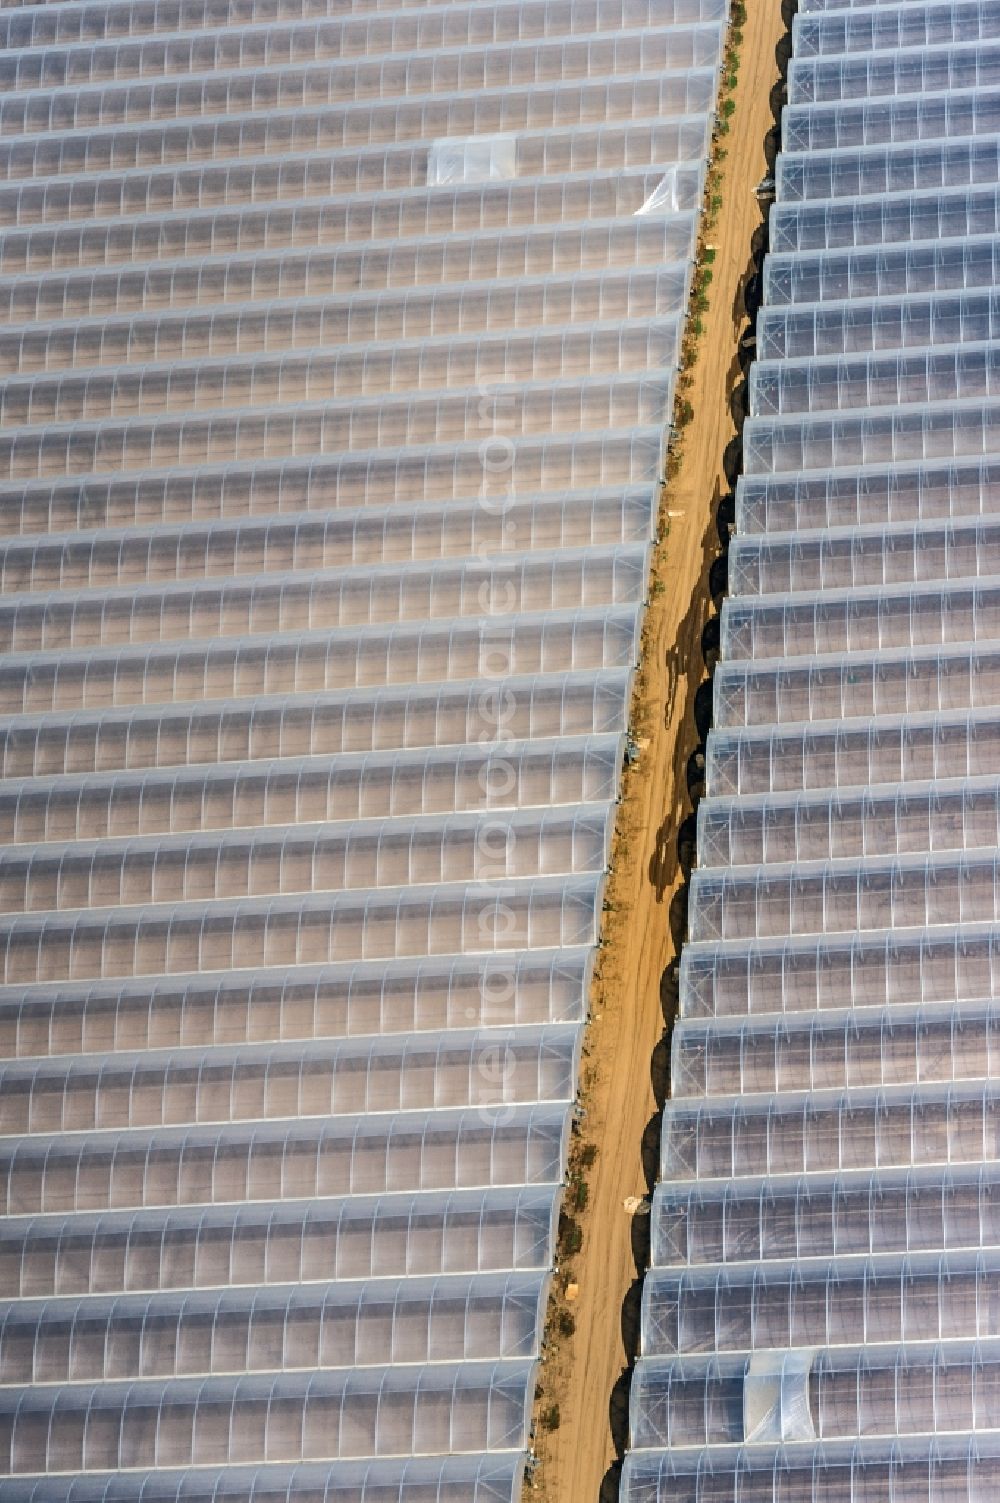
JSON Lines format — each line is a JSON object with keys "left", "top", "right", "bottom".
{"left": 524, "top": 5, "right": 788, "bottom": 1496}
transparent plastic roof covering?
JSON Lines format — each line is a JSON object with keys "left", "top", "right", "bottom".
{"left": 0, "top": 0, "right": 726, "bottom": 1492}
{"left": 624, "top": 1, "right": 1000, "bottom": 1498}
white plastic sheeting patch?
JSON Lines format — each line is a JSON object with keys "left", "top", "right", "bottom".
{"left": 743, "top": 1351, "right": 816, "bottom": 1444}
{"left": 427, "top": 135, "right": 518, "bottom": 185}
{"left": 636, "top": 167, "right": 682, "bottom": 216}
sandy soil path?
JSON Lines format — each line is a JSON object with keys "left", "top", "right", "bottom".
{"left": 525, "top": 4, "right": 788, "bottom": 1496}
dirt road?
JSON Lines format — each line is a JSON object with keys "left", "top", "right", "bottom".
{"left": 525, "top": 4, "right": 787, "bottom": 1497}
